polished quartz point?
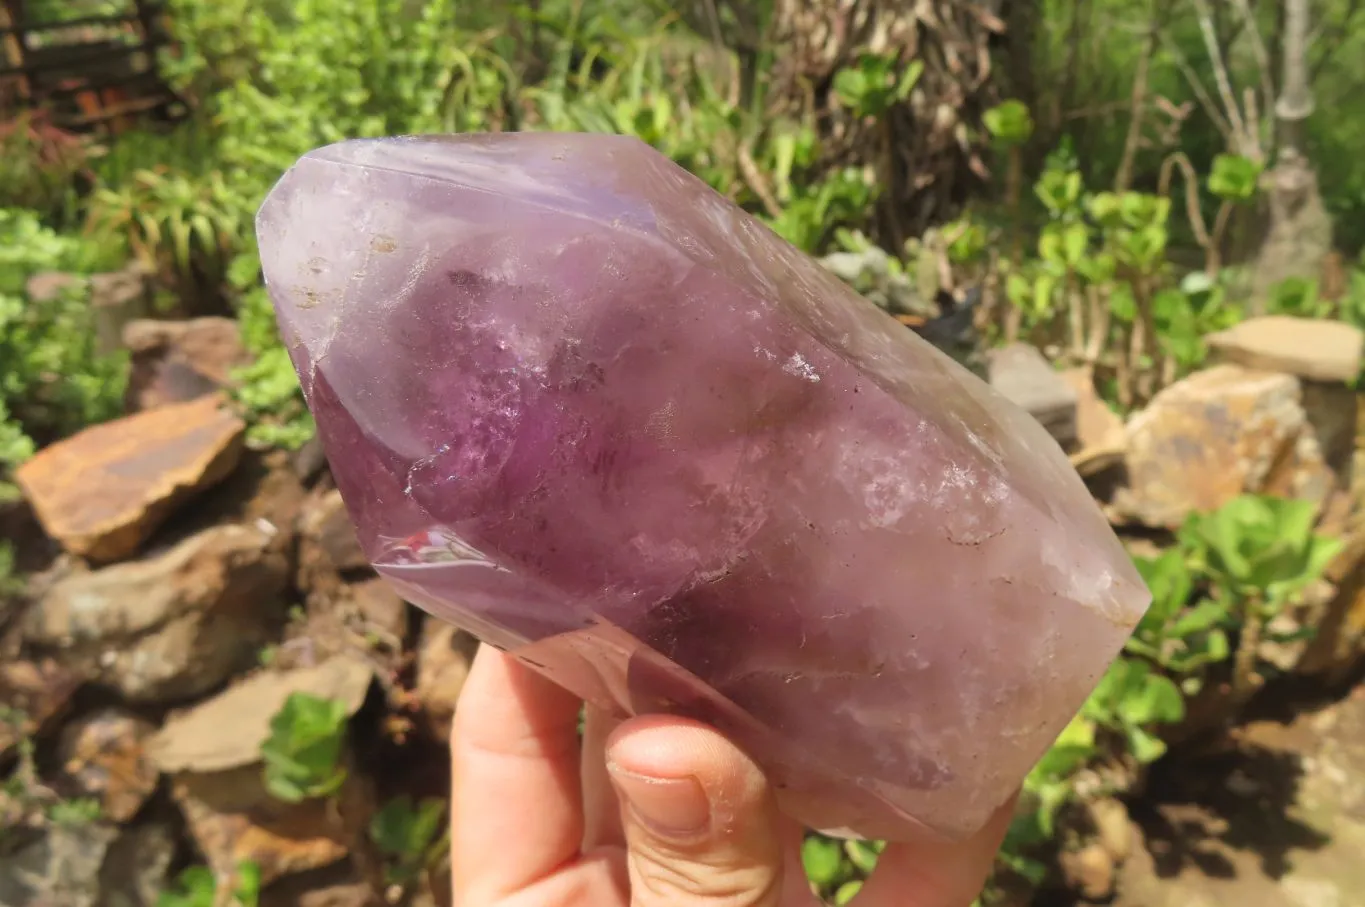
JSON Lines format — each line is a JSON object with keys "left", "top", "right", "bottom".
{"left": 256, "top": 133, "right": 1150, "bottom": 843}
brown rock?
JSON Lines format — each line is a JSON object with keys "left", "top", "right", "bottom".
{"left": 415, "top": 618, "right": 478, "bottom": 741}
{"left": 1116, "top": 365, "right": 1332, "bottom": 529}
{"left": 0, "top": 659, "right": 81, "bottom": 757}
{"left": 1301, "top": 381, "right": 1359, "bottom": 483}
{"left": 124, "top": 317, "right": 249, "bottom": 412}
{"left": 1299, "top": 527, "right": 1365, "bottom": 682}
{"left": 1060, "top": 842, "right": 1116, "bottom": 901}
{"left": 27, "top": 524, "right": 288, "bottom": 703}
{"left": 170, "top": 765, "right": 353, "bottom": 886}
{"left": 15, "top": 395, "right": 246, "bottom": 563}
{"left": 148, "top": 657, "right": 374, "bottom": 774}
{"left": 1208, "top": 315, "right": 1364, "bottom": 384}
{"left": 1060, "top": 367, "right": 1126, "bottom": 477}
{"left": 1087, "top": 798, "right": 1133, "bottom": 863}
{"left": 301, "top": 489, "right": 368, "bottom": 573}
{"left": 259, "top": 864, "right": 379, "bottom": 907}
{"left": 350, "top": 577, "right": 409, "bottom": 644}
{"left": 57, "top": 709, "right": 159, "bottom": 823}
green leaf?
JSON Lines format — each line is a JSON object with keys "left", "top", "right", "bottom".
{"left": 260, "top": 693, "right": 349, "bottom": 804}
{"left": 802, "top": 835, "right": 847, "bottom": 886}
{"left": 983, "top": 100, "right": 1033, "bottom": 146}
{"left": 845, "top": 838, "right": 882, "bottom": 873}
{"left": 1208, "top": 154, "right": 1263, "bottom": 201}
{"left": 1128, "top": 726, "right": 1169, "bottom": 764}
{"left": 894, "top": 60, "right": 925, "bottom": 100}
{"left": 835, "top": 880, "right": 865, "bottom": 904}
{"left": 1170, "top": 598, "right": 1231, "bottom": 637}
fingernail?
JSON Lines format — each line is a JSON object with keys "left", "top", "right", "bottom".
{"left": 608, "top": 766, "right": 711, "bottom": 838}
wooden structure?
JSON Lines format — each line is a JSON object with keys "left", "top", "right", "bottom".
{"left": 0, "top": 0, "right": 185, "bottom": 134}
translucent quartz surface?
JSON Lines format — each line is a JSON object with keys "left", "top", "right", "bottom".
{"left": 257, "top": 133, "right": 1150, "bottom": 842}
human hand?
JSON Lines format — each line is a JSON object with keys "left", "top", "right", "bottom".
{"left": 450, "top": 644, "right": 1015, "bottom": 906}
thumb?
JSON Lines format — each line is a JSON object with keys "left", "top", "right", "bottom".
{"left": 606, "top": 716, "right": 785, "bottom": 907}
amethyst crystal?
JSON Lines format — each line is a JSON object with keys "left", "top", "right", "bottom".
{"left": 256, "top": 133, "right": 1149, "bottom": 842}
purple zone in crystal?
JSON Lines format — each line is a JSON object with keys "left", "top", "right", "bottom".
{"left": 256, "top": 133, "right": 1150, "bottom": 842}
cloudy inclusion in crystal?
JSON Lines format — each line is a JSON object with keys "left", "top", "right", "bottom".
{"left": 256, "top": 133, "right": 1150, "bottom": 843}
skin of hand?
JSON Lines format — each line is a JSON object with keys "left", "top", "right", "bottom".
{"left": 450, "top": 644, "right": 1016, "bottom": 907}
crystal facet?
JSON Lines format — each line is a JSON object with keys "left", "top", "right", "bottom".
{"left": 256, "top": 134, "right": 1150, "bottom": 843}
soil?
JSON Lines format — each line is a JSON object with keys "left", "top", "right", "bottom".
{"left": 1051, "top": 680, "right": 1365, "bottom": 907}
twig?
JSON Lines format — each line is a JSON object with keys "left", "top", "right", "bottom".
{"left": 1158, "top": 30, "right": 1233, "bottom": 141}
{"left": 1230, "top": 0, "right": 1277, "bottom": 122}
{"left": 737, "top": 141, "right": 782, "bottom": 218}
{"left": 1191, "top": 0, "right": 1254, "bottom": 157}
{"left": 1115, "top": 12, "right": 1161, "bottom": 193}
{"left": 1158, "top": 151, "right": 1213, "bottom": 255}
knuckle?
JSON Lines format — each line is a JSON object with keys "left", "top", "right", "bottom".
{"left": 629, "top": 847, "right": 782, "bottom": 907}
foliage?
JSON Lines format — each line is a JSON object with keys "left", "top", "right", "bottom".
{"left": 983, "top": 100, "right": 1035, "bottom": 148}
{"left": 1126, "top": 550, "right": 1230, "bottom": 686}
{"left": 801, "top": 834, "right": 882, "bottom": 904}
{"left": 260, "top": 693, "right": 350, "bottom": 803}
{"left": 982, "top": 492, "right": 1342, "bottom": 900}
{"left": 369, "top": 795, "right": 449, "bottom": 887}
{"left": 0, "top": 113, "right": 90, "bottom": 221}
{"left": 988, "top": 149, "right": 1245, "bottom": 408}
{"left": 1183, "top": 495, "right": 1343, "bottom": 699}
{"left": 0, "top": 208, "right": 128, "bottom": 493}
{"left": 156, "top": 862, "right": 261, "bottom": 907}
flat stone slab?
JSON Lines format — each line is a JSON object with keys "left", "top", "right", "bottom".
{"left": 15, "top": 394, "right": 245, "bottom": 563}
{"left": 1207, "top": 315, "right": 1364, "bottom": 384}
{"left": 987, "top": 343, "right": 1078, "bottom": 449}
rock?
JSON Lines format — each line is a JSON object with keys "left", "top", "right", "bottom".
{"left": 0, "top": 659, "right": 81, "bottom": 757}
{"left": 96, "top": 821, "right": 177, "bottom": 907}
{"left": 1059, "top": 842, "right": 1116, "bottom": 901}
{"left": 1116, "top": 365, "right": 1332, "bottom": 529}
{"left": 0, "top": 821, "right": 118, "bottom": 907}
{"left": 25, "top": 271, "right": 80, "bottom": 303}
{"left": 301, "top": 489, "right": 368, "bottom": 573}
{"left": 1060, "top": 367, "right": 1126, "bottom": 477}
{"left": 148, "top": 656, "right": 374, "bottom": 774}
{"left": 1207, "top": 316, "right": 1364, "bottom": 384}
{"left": 88, "top": 264, "right": 152, "bottom": 355}
{"left": 350, "top": 577, "right": 409, "bottom": 644}
{"left": 987, "top": 343, "right": 1079, "bottom": 449}
{"left": 15, "top": 395, "right": 246, "bottom": 563}
{"left": 26, "top": 524, "right": 288, "bottom": 703}
{"left": 259, "top": 864, "right": 379, "bottom": 907}
{"left": 292, "top": 435, "right": 330, "bottom": 484}
{"left": 1299, "top": 528, "right": 1365, "bottom": 682}
{"left": 1087, "top": 797, "right": 1133, "bottom": 863}
{"left": 414, "top": 619, "right": 478, "bottom": 741}
{"left": 57, "top": 709, "right": 159, "bottom": 823}
{"left": 1300, "top": 381, "right": 1359, "bottom": 484}
{"left": 123, "top": 317, "right": 249, "bottom": 412}
{"left": 170, "top": 765, "right": 353, "bottom": 886}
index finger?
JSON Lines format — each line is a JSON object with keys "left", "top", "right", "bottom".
{"left": 450, "top": 644, "right": 585, "bottom": 903}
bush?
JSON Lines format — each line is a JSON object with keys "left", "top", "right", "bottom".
{"left": 0, "top": 208, "right": 128, "bottom": 489}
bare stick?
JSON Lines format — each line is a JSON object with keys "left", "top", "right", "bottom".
{"left": 1192, "top": 0, "right": 1253, "bottom": 157}
{"left": 1159, "top": 30, "right": 1233, "bottom": 140}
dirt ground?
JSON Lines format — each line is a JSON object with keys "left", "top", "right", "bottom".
{"left": 1091, "top": 681, "right": 1365, "bottom": 907}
